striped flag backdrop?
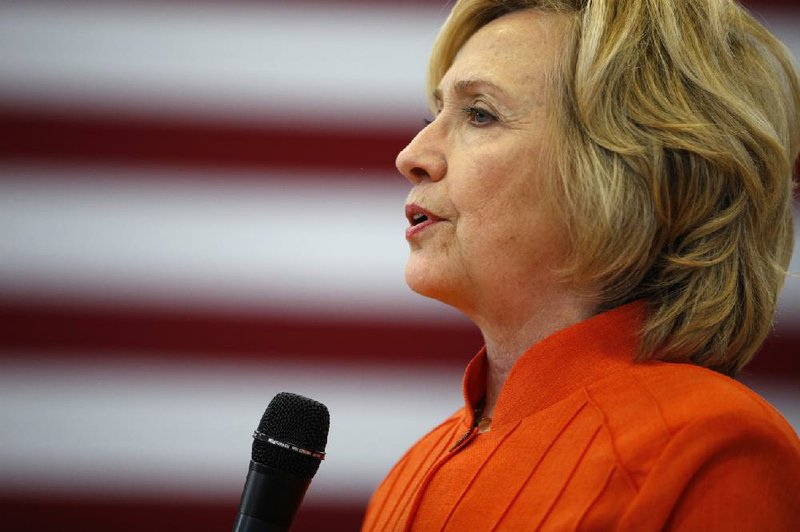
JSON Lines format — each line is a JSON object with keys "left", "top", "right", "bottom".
{"left": 1, "top": 1, "right": 797, "bottom": 530}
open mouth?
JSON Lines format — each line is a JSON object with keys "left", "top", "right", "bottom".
{"left": 410, "top": 212, "right": 429, "bottom": 226}
{"left": 405, "top": 204, "right": 442, "bottom": 239}
{"left": 405, "top": 204, "right": 440, "bottom": 226}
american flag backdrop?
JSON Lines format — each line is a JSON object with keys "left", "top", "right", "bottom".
{"left": 0, "top": 1, "right": 798, "bottom": 530}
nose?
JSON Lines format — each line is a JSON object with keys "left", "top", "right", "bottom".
{"left": 395, "top": 123, "right": 447, "bottom": 185}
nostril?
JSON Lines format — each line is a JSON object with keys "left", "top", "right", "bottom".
{"left": 410, "top": 167, "right": 430, "bottom": 180}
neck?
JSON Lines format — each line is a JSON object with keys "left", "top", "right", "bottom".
{"left": 476, "top": 297, "right": 596, "bottom": 420}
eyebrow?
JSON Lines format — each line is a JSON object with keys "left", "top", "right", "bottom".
{"left": 433, "top": 78, "right": 510, "bottom": 105}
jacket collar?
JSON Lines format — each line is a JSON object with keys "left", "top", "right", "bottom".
{"left": 461, "top": 301, "right": 646, "bottom": 428}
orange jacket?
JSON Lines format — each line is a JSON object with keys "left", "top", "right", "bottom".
{"left": 362, "top": 302, "right": 800, "bottom": 531}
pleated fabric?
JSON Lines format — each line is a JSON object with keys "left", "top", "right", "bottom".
{"left": 361, "top": 302, "right": 800, "bottom": 531}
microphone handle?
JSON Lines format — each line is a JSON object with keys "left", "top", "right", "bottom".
{"left": 233, "top": 461, "right": 312, "bottom": 532}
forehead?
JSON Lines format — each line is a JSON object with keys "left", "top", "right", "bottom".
{"left": 438, "top": 9, "right": 569, "bottom": 101}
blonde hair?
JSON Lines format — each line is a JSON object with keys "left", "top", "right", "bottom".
{"left": 429, "top": 0, "right": 800, "bottom": 376}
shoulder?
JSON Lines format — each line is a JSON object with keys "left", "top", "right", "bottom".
{"left": 636, "top": 362, "right": 796, "bottom": 439}
{"left": 587, "top": 360, "right": 797, "bottom": 445}
{"left": 583, "top": 361, "right": 800, "bottom": 491}
{"left": 586, "top": 363, "right": 800, "bottom": 529}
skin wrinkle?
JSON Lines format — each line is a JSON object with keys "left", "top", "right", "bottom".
{"left": 398, "top": 10, "right": 597, "bottom": 420}
{"left": 433, "top": 78, "right": 519, "bottom": 117}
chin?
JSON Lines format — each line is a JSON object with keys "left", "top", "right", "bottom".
{"left": 404, "top": 260, "right": 463, "bottom": 310}
{"left": 404, "top": 262, "right": 438, "bottom": 297}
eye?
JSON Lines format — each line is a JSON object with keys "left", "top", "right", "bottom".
{"left": 463, "top": 105, "right": 497, "bottom": 126}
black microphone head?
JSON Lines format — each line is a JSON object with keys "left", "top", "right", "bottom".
{"left": 252, "top": 392, "right": 330, "bottom": 480}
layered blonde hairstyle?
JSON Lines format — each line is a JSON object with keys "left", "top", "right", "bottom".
{"left": 429, "top": 0, "right": 800, "bottom": 376}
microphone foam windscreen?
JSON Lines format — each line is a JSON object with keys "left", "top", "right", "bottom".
{"left": 252, "top": 392, "right": 330, "bottom": 480}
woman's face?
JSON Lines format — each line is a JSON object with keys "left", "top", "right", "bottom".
{"left": 398, "top": 9, "right": 573, "bottom": 320}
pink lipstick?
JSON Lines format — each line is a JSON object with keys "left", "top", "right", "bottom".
{"left": 405, "top": 203, "right": 443, "bottom": 239}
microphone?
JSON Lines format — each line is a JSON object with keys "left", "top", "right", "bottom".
{"left": 233, "top": 392, "right": 330, "bottom": 532}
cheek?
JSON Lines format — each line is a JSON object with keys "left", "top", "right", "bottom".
{"left": 455, "top": 175, "right": 564, "bottom": 264}
{"left": 453, "top": 166, "right": 537, "bottom": 234}
{"left": 449, "top": 156, "right": 508, "bottom": 219}
{"left": 448, "top": 138, "right": 555, "bottom": 243}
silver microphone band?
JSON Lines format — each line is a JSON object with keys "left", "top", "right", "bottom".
{"left": 252, "top": 430, "right": 326, "bottom": 460}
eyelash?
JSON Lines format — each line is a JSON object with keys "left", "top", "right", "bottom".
{"left": 422, "top": 106, "right": 497, "bottom": 128}
{"left": 462, "top": 105, "right": 496, "bottom": 126}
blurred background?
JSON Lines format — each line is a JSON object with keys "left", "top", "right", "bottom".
{"left": 0, "top": 1, "right": 797, "bottom": 530}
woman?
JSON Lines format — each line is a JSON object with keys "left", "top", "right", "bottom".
{"left": 363, "top": 0, "right": 800, "bottom": 530}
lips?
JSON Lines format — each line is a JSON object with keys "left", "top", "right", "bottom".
{"left": 405, "top": 203, "right": 443, "bottom": 239}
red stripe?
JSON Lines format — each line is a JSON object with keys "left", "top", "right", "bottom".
{"left": 0, "top": 299, "right": 482, "bottom": 367}
{"left": 2, "top": 116, "right": 796, "bottom": 181}
{"left": 2, "top": 104, "right": 794, "bottom": 182}
{"left": 0, "top": 299, "right": 796, "bottom": 379}
{"left": 728, "top": 0, "right": 797, "bottom": 8}
{"left": 0, "top": 494, "right": 365, "bottom": 532}
{"left": 0, "top": 106, "right": 413, "bottom": 174}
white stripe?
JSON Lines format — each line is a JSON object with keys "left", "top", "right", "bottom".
{"left": 778, "top": 210, "right": 800, "bottom": 322}
{"left": 0, "top": 2, "right": 446, "bottom": 126}
{"left": 0, "top": 356, "right": 464, "bottom": 502}
{"left": 754, "top": 8, "right": 800, "bottom": 60}
{"left": 0, "top": 165, "right": 465, "bottom": 322}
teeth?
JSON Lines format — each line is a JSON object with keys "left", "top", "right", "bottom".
{"left": 412, "top": 213, "right": 428, "bottom": 225}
